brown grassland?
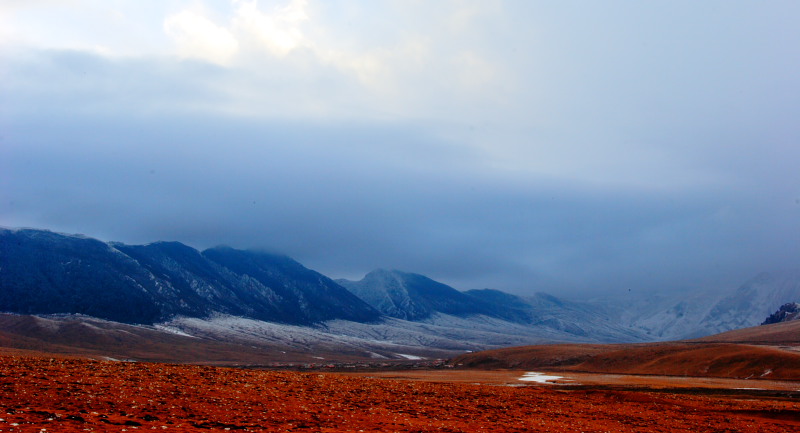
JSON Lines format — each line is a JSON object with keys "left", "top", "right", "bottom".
{"left": 2, "top": 351, "right": 799, "bottom": 432}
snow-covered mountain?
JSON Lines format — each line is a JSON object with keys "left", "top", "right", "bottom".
{"left": 701, "top": 272, "right": 800, "bottom": 332}
{"left": 4, "top": 227, "right": 800, "bottom": 360}
{"left": 0, "top": 228, "right": 379, "bottom": 325}
{"left": 466, "top": 290, "right": 647, "bottom": 342}
{"left": 603, "top": 272, "right": 800, "bottom": 340}
{"left": 0, "top": 228, "right": 650, "bottom": 356}
{"left": 339, "top": 270, "right": 647, "bottom": 343}
{"left": 336, "top": 269, "right": 493, "bottom": 320}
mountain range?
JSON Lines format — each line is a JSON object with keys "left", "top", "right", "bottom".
{"left": 0, "top": 228, "right": 378, "bottom": 325}
{"left": 607, "top": 271, "right": 800, "bottom": 340}
{"left": 2, "top": 227, "right": 799, "bottom": 362}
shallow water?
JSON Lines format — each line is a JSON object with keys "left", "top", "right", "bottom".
{"left": 518, "top": 372, "right": 564, "bottom": 383}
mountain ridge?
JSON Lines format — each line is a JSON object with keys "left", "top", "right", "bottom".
{"left": 4, "top": 226, "right": 800, "bottom": 359}
{"left": 0, "top": 228, "right": 380, "bottom": 325}
{"left": 762, "top": 302, "right": 800, "bottom": 324}
{"left": 336, "top": 269, "right": 494, "bottom": 321}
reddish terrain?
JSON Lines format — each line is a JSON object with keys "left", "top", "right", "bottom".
{"left": 351, "top": 369, "right": 800, "bottom": 391}
{"left": 2, "top": 317, "right": 800, "bottom": 431}
{"left": 2, "top": 354, "right": 800, "bottom": 432}
{"left": 451, "top": 321, "right": 800, "bottom": 382}
{"left": 452, "top": 342, "right": 800, "bottom": 380}
{"left": 694, "top": 319, "right": 800, "bottom": 344}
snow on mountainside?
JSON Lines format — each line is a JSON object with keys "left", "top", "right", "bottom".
{"left": 702, "top": 272, "right": 800, "bottom": 332}
{"left": 467, "top": 290, "right": 647, "bottom": 343}
{"left": 339, "top": 270, "right": 647, "bottom": 343}
{"left": 4, "top": 227, "right": 800, "bottom": 356}
{"left": 609, "top": 289, "right": 728, "bottom": 341}
{"left": 162, "top": 311, "right": 628, "bottom": 360}
{"left": 0, "top": 228, "right": 380, "bottom": 325}
{"left": 0, "top": 228, "right": 645, "bottom": 352}
{"left": 600, "top": 272, "right": 800, "bottom": 341}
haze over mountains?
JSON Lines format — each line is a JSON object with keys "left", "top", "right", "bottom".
{"left": 608, "top": 272, "right": 800, "bottom": 340}
{"left": 2, "top": 227, "right": 799, "bottom": 361}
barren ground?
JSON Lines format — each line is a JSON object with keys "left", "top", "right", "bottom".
{"left": 349, "top": 369, "right": 800, "bottom": 391}
{"left": 450, "top": 341, "right": 800, "bottom": 381}
{"left": 2, "top": 353, "right": 799, "bottom": 432}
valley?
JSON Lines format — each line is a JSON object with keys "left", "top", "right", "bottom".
{"left": 2, "top": 317, "right": 799, "bottom": 432}
{"left": 5, "top": 2, "right": 799, "bottom": 430}
{"left": 4, "top": 228, "right": 800, "bottom": 363}
{"left": 2, "top": 227, "right": 800, "bottom": 431}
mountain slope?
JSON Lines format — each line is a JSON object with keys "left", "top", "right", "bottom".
{"left": 762, "top": 302, "right": 800, "bottom": 324}
{"left": 201, "top": 246, "right": 379, "bottom": 324}
{"left": 340, "top": 271, "right": 647, "bottom": 343}
{"left": 593, "top": 272, "right": 800, "bottom": 341}
{"left": 694, "top": 319, "right": 800, "bottom": 344}
{"left": 0, "top": 229, "right": 165, "bottom": 323}
{"left": 5, "top": 226, "right": 800, "bottom": 357}
{"left": 698, "top": 272, "right": 800, "bottom": 334}
{"left": 463, "top": 290, "right": 646, "bottom": 342}
{"left": 0, "top": 228, "right": 379, "bottom": 325}
{"left": 462, "top": 289, "right": 540, "bottom": 323}
{"left": 337, "top": 269, "right": 492, "bottom": 320}
{"left": 451, "top": 320, "right": 800, "bottom": 381}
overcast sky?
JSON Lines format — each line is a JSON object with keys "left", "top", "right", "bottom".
{"left": 2, "top": 1, "right": 799, "bottom": 297}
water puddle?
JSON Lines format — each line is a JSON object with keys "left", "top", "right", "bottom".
{"left": 519, "top": 372, "right": 567, "bottom": 384}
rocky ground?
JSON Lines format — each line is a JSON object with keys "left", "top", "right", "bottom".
{"left": 2, "top": 354, "right": 799, "bottom": 432}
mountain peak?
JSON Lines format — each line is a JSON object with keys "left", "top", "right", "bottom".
{"left": 340, "top": 269, "right": 491, "bottom": 321}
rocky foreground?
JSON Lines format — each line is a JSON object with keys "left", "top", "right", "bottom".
{"left": 1, "top": 354, "right": 799, "bottom": 432}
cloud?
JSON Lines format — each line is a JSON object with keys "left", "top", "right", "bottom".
{"left": 2, "top": 1, "right": 800, "bottom": 298}
{"left": 151, "top": 0, "right": 513, "bottom": 123}
{"left": 233, "top": 0, "right": 309, "bottom": 57}
{"left": 164, "top": 10, "right": 239, "bottom": 65}
{"left": 3, "top": 100, "right": 797, "bottom": 296}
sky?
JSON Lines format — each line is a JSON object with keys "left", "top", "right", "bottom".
{"left": 2, "top": 1, "right": 799, "bottom": 297}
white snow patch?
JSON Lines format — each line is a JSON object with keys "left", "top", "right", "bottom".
{"left": 396, "top": 353, "right": 425, "bottom": 360}
{"left": 102, "top": 356, "right": 136, "bottom": 363}
{"left": 519, "top": 372, "right": 565, "bottom": 384}
{"left": 158, "top": 313, "right": 622, "bottom": 361}
{"left": 153, "top": 324, "right": 196, "bottom": 338}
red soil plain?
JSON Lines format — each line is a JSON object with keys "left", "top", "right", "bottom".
{"left": 3, "top": 351, "right": 800, "bottom": 433}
